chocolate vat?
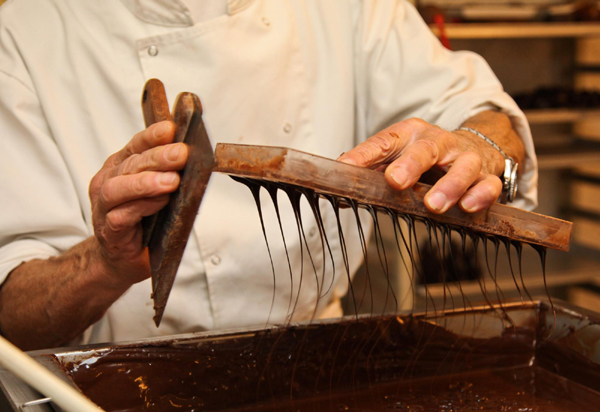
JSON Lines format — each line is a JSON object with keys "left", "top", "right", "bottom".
{"left": 1, "top": 300, "right": 599, "bottom": 411}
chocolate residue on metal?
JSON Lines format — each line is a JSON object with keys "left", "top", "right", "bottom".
{"left": 214, "top": 145, "right": 287, "bottom": 178}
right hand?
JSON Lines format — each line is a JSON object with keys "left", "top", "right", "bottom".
{"left": 88, "top": 121, "right": 188, "bottom": 285}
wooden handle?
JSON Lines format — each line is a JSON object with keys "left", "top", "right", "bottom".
{"left": 0, "top": 335, "right": 103, "bottom": 411}
{"left": 140, "top": 79, "right": 173, "bottom": 247}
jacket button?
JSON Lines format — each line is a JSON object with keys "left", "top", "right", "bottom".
{"left": 211, "top": 255, "right": 221, "bottom": 266}
{"left": 148, "top": 45, "right": 158, "bottom": 56}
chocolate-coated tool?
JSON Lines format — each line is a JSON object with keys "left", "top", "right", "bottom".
{"left": 141, "top": 79, "right": 214, "bottom": 326}
{"left": 141, "top": 79, "right": 572, "bottom": 326}
{"left": 212, "top": 145, "right": 572, "bottom": 251}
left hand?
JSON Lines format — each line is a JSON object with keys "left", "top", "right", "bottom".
{"left": 338, "top": 118, "right": 506, "bottom": 214}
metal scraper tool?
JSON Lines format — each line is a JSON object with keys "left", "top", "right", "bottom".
{"left": 141, "top": 79, "right": 572, "bottom": 327}
{"left": 141, "top": 79, "right": 214, "bottom": 327}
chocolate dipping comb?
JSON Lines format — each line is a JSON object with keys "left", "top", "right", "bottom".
{"left": 141, "top": 79, "right": 573, "bottom": 327}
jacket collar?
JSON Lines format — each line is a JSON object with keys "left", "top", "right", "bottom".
{"left": 120, "top": 0, "right": 253, "bottom": 27}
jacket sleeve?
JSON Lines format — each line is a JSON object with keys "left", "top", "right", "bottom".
{"left": 353, "top": 0, "right": 537, "bottom": 210}
{"left": 0, "top": 69, "right": 89, "bottom": 284}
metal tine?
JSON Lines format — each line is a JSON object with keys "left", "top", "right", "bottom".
{"left": 19, "top": 397, "right": 52, "bottom": 411}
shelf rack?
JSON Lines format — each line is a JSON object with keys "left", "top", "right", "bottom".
{"left": 524, "top": 109, "right": 600, "bottom": 124}
{"left": 430, "top": 22, "right": 600, "bottom": 39}
{"left": 537, "top": 141, "right": 600, "bottom": 169}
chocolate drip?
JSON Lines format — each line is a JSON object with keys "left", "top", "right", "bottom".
{"left": 532, "top": 244, "right": 555, "bottom": 339}
{"left": 262, "top": 182, "right": 295, "bottom": 320}
{"left": 230, "top": 177, "right": 277, "bottom": 325}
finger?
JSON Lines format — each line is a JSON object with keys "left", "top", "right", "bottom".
{"left": 384, "top": 139, "right": 441, "bottom": 190}
{"left": 104, "top": 195, "right": 171, "bottom": 235}
{"left": 374, "top": 164, "right": 389, "bottom": 173}
{"left": 337, "top": 129, "right": 409, "bottom": 169}
{"left": 458, "top": 174, "right": 503, "bottom": 213}
{"left": 108, "top": 142, "right": 188, "bottom": 178}
{"left": 423, "top": 151, "right": 483, "bottom": 214}
{"left": 99, "top": 171, "right": 180, "bottom": 212}
{"left": 108, "top": 121, "right": 176, "bottom": 167}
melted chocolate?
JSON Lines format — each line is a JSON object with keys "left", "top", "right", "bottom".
{"left": 247, "top": 366, "right": 600, "bottom": 412}
{"left": 61, "top": 308, "right": 600, "bottom": 412}
{"left": 61, "top": 310, "right": 559, "bottom": 412}
{"left": 229, "top": 178, "right": 552, "bottom": 319}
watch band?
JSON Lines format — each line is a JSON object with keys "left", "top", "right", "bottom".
{"left": 457, "top": 127, "right": 518, "bottom": 203}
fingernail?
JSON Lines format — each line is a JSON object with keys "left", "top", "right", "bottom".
{"left": 159, "top": 172, "right": 177, "bottom": 186}
{"left": 428, "top": 191, "right": 448, "bottom": 212}
{"left": 167, "top": 144, "right": 181, "bottom": 161}
{"left": 460, "top": 194, "right": 477, "bottom": 212}
{"left": 338, "top": 157, "right": 357, "bottom": 166}
{"left": 390, "top": 167, "right": 408, "bottom": 188}
{"left": 154, "top": 122, "right": 169, "bottom": 138}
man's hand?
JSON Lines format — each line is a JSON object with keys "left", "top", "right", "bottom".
{"left": 338, "top": 111, "right": 524, "bottom": 214}
{"left": 89, "top": 120, "right": 188, "bottom": 285}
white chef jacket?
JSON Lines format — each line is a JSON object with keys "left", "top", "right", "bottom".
{"left": 0, "top": 0, "right": 537, "bottom": 345}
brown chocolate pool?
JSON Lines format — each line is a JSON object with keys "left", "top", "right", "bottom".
{"left": 1, "top": 301, "right": 599, "bottom": 411}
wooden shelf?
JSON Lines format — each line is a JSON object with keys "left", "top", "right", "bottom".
{"left": 430, "top": 22, "right": 600, "bottom": 39}
{"left": 416, "top": 248, "right": 600, "bottom": 300}
{"left": 537, "top": 141, "right": 600, "bottom": 169}
{"left": 417, "top": 267, "right": 600, "bottom": 300}
{"left": 524, "top": 108, "right": 600, "bottom": 124}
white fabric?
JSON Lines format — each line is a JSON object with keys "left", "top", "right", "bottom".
{"left": 183, "top": 0, "right": 228, "bottom": 23}
{"left": 0, "top": 0, "right": 537, "bottom": 344}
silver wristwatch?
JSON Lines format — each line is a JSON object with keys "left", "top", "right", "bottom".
{"left": 458, "top": 127, "right": 518, "bottom": 204}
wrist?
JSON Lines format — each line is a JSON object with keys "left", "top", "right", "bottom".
{"left": 86, "top": 237, "right": 136, "bottom": 293}
{"left": 452, "top": 129, "right": 506, "bottom": 176}
{"left": 455, "top": 127, "right": 518, "bottom": 203}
